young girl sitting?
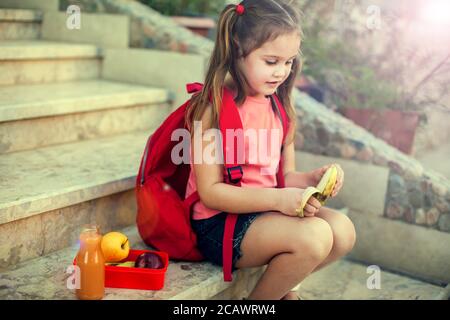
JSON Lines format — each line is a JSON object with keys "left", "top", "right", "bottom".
{"left": 184, "top": 0, "right": 356, "bottom": 300}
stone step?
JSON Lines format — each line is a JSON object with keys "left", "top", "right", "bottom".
{"left": 0, "top": 225, "right": 264, "bottom": 300}
{"left": 0, "top": 79, "right": 171, "bottom": 154}
{"left": 299, "top": 259, "right": 446, "bottom": 300}
{"left": 0, "top": 130, "right": 168, "bottom": 268}
{"left": 0, "top": 40, "right": 101, "bottom": 85}
{"left": 347, "top": 209, "right": 450, "bottom": 285}
{"left": 0, "top": 223, "right": 444, "bottom": 300}
{"left": 0, "top": 9, "right": 42, "bottom": 40}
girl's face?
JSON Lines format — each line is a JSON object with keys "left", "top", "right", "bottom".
{"left": 237, "top": 31, "right": 301, "bottom": 100}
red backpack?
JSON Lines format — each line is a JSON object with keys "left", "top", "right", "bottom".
{"left": 136, "top": 82, "right": 289, "bottom": 281}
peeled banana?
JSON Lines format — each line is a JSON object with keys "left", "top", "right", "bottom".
{"left": 295, "top": 165, "right": 338, "bottom": 217}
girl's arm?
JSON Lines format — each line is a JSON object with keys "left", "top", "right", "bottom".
{"left": 201, "top": 182, "right": 281, "bottom": 214}
{"left": 281, "top": 140, "right": 315, "bottom": 189}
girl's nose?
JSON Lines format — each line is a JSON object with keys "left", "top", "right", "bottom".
{"left": 273, "top": 65, "right": 288, "bottom": 79}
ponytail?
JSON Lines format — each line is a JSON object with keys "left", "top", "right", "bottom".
{"left": 186, "top": 5, "right": 240, "bottom": 132}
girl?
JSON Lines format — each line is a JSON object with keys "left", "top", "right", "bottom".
{"left": 184, "top": 0, "right": 356, "bottom": 300}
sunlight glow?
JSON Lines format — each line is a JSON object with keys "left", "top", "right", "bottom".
{"left": 421, "top": 0, "right": 450, "bottom": 26}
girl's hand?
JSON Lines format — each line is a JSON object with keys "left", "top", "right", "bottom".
{"left": 277, "top": 188, "right": 322, "bottom": 217}
{"left": 308, "top": 163, "right": 345, "bottom": 197}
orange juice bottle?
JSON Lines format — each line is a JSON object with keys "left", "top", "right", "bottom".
{"left": 76, "top": 225, "right": 105, "bottom": 300}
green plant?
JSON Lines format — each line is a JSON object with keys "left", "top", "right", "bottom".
{"left": 139, "top": 0, "right": 225, "bottom": 17}
{"left": 295, "top": 0, "right": 450, "bottom": 112}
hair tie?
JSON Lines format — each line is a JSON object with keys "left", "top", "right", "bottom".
{"left": 235, "top": 4, "right": 245, "bottom": 15}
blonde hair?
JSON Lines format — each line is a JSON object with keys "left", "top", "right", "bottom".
{"left": 185, "top": 0, "right": 303, "bottom": 146}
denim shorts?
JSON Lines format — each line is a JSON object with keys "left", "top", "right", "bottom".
{"left": 191, "top": 212, "right": 260, "bottom": 272}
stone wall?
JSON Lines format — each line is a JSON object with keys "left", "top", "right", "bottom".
{"left": 294, "top": 92, "right": 450, "bottom": 232}
{"left": 58, "top": 0, "right": 450, "bottom": 233}
{"left": 60, "top": 0, "right": 213, "bottom": 58}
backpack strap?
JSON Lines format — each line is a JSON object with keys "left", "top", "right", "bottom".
{"left": 220, "top": 87, "right": 245, "bottom": 185}
{"left": 186, "top": 82, "right": 245, "bottom": 185}
{"left": 181, "top": 83, "right": 205, "bottom": 208}
{"left": 219, "top": 86, "right": 245, "bottom": 282}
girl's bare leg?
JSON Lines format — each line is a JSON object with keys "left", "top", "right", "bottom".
{"left": 281, "top": 207, "right": 357, "bottom": 299}
{"left": 234, "top": 212, "right": 334, "bottom": 300}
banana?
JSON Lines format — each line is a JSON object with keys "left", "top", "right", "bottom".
{"left": 295, "top": 186, "right": 320, "bottom": 217}
{"left": 315, "top": 165, "right": 338, "bottom": 205}
{"left": 105, "top": 261, "right": 135, "bottom": 268}
{"left": 296, "top": 165, "right": 338, "bottom": 217}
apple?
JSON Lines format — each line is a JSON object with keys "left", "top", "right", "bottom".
{"left": 101, "top": 231, "right": 130, "bottom": 262}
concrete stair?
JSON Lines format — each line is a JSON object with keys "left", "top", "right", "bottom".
{"left": 0, "top": 223, "right": 446, "bottom": 300}
{"left": 299, "top": 258, "right": 446, "bottom": 300}
{"left": 0, "top": 79, "right": 170, "bottom": 154}
{"left": 0, "top": 40, "right": 101, "bottom": 85}
{"left": 0, "top": 9, "right": 42, "bottom": 40}
{"left": 0, "top": 130, "right": 157, "bottom": 269}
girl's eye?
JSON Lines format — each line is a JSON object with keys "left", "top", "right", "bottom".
{"left": 265, "top": 60, "right": 294, "bottom": 66}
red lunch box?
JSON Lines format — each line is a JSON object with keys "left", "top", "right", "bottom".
{"left": 73, "top": 249, "right": 169, "bottom": 290}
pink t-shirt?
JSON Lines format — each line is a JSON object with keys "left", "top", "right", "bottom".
{"left": 185, "top": 94, "right": 284, "bottom": 220}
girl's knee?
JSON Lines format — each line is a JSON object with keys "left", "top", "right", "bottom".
{"left": 292, "top": 218, "right": 333, "bottom": 262}
{"left": 311, "top": 221, "right": 334, "bottom": 261}
{"left": 332, "top": 215, "right": 357, "bottom": 255}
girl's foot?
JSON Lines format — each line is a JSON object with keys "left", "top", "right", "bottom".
{"left": 281, "top": 291, "right": 302, "bottom": 300}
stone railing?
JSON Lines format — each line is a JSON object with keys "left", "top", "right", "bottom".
{"left": 60, "top": 0, "right": 450, "bottom": 233}
{"left": 60, "top": 0, "right": 213, "bottom": 57}
{"left": 294, "top": 92, "right": 450, "bottom": 233}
